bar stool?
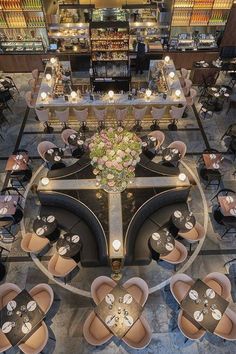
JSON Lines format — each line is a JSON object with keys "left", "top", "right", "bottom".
{"left": 168, "top": 105, "right": 186, "bottom": 131}
{"left": 35, "top": 107, "right": 54, "bottom": 134}
{"left": 93, "top": 107, "right": 107, "bottom": 131}
{"left": 180, "top": 68, "right": 188, "bottom": 79}
{"left": 25, "top": 91, "right": 38, "bottom": 122}
{"left": 32, "top": 69, "right": 39, "bottom": 81}
{"left": 183, "top": 79, "right": 192, "bottom": 97}
{"left": 132, "top": 106, "right": 147, "bottom": 132}
{"left": 183, "top": 88, "right": 197, "bottom": 117}
{"left": 150, "top": 106, "right": 166, "bottom": 130}
{"left": 115, "top": 107, "right": 128, "bottom": 127}
{"left": 73, "top": 107, "right": 89, "bottom": 132}
{"left": 55, "top": 107, "right": 70, "bottom": 131}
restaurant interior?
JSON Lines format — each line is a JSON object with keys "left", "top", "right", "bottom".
{"left": 0, "top": 0, "right": 236, "bottom": 353}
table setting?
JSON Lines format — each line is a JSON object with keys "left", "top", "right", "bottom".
{"left": 56, "top": 233, "right": 82, "bottom": 261}
{"left": 5, "top": 153, "right": 29, "bottom": 172}
{"left": 162, "top": 147, "right": 180, "bottom": 165}
{"left": 33, "top": 215, "right": 57, "bottom": 238}
{"left": 0, "top": 195, "right": 19, "bottom": 216}
{"left": 149, "top": 228, "right": 175, "bottom": 257}
{"left": 171, "top": 209, "right": 196, "bottom": 234}
{"left": 218, "top": 195, "right": 236, "bottom": 217}
{"left": 44, "top": 147, "right": 64, "bottom": 163}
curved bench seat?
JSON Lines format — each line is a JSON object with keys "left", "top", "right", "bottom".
{"left": 139, "top": 153, "right": 180, "bottom": 176}
{"left": 124, "top": 187, "right": 190, "bottom": 266}
{"left": 38, "top": 191, "right": 108, "bottom": 267}
{"left": 47, "top": 154, "right": 91, "bottom": 180}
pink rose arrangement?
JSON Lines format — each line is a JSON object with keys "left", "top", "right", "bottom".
{"left": 89, "top": 127, "right": 142, "bottom": 192}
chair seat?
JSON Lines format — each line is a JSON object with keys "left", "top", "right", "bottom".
{"left": 125, "top": 318, "right": 146, "bottom": 343}
{"left": 215, "top": 313, "right": 233, "bottom": 336}
{"left": 204, "top": 279, "right": 223, "bottom": 296}
{"left": 161, "top": 247, "right": 181, "bottom": 262}
{"left": 181, "top": 312, "right": 202, "bottom": 335}
{"left": 0, "top": 330, "right": 11, "bottom": 351}
{"left": 22, "top": 233, "right": 49, "bottom": 253}
{"left": 90, "top": 315, "right": 111, "bottom": 341}
{"left": 2, "top": 290, "right": 18, "bottom": 309}
{"left": 95, "top": 284, "right": 115, "bottom": 303}
{"left": 31, "top": 291, "right": 51, "bottom": 314}
{"left": 124, "top": 285, "right": 143, "bottom": 305}
{"left": 172, "top": 281, "right": 192, "bottom": 303}
{"left": 19, "top": 322, "right": 48, "bottom": 354}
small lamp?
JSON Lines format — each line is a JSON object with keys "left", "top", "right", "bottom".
{"left": 164, "top": 56, "right": 170, "bottom": 64}
{"left": 46, "top": 73, "right": 52, "bottom": 81}
{"left": 41, "top": 177, "right": 49, "bottom": 186}
{"left": 145, "top": 88, "right": 152, "bottom": 101}
{"left": 112, "top": 239, "right": 121, "bottom": 252}
{"left": 50, "top": 57, "right": 56, "bottom": 65}
{"left": 70, "top": 91, "right": 77, "bottom": 101}
{"left": 178, "top": 173, "right": 186, "bottom": 182}
{"left": 40, "top": 92, "right": 47, "bottom": 101}
{"left": 169, "top": 71, "right": 175, "bottom": 79}
{"left": 175, "top": 89, "right": 181, "bottom": 98}
{"left": 108, "top": 90, "right": 114, "bottom": 102}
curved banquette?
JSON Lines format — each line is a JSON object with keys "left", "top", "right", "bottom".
{"left": 47, "top": 154, "right": 91, "bottom": 180}
{"left": 139, "top": 153, "right": 180, "bottom": 176}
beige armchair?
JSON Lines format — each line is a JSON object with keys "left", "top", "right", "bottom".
{"left": 21, "top": 233, "right": 49, "bottom": 254}
{"left": 179, "top": 222, "right": 205, "bottom": 242}
{"left": 29, "top": 283, "right": 54, "bottom": 315}
{"left": 178, "top": 309, "right": 206, "bottom": 340}
{"left": 170, "top": 274, "right": 194, "bottom": 304}
{"left": 91, "top": 276, "right": 116, "bottom": 305}
{"left": 214, "top": 308, "right": 236, "bottom": 340}
{"left": 0, "top": 330, "right": 11, "bottom": 353}
{"left": 160, "top": 240, "right": 188, "bottom": 265}
{"left": 123, "top": 277, "right": 149, "bottom": 306}
{"left": 0, "top": 283, "right": 21, "bottom": 310}
{"left": 83, "top": 311, "right": 112, "bottom": 346}
{"left": 202, "top": 272, "right": 232, "bottom": 300}
{"left": 19, "top": 321, "right": 48, "bottom": 354}
{"left": 123, "top": 315, "right": 152, "bottom": 349}
{"left": 48, "top": 253, "right": 77, "bottom": 278}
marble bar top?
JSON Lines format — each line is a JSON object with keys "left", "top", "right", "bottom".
{"left": 36, "top": 60, "right": 186, "bottom": 108}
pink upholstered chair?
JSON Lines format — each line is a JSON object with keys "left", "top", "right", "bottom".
{"left": 0, "top": 283, "right": 21, "bottom": 310}
{"left": 132, "top": 106, "right": 147, "bottom": 132}
{"left": 48, "top": 253, "right": 77, "bottom": 280}
{"left": 55, "top": 107, "right": 70, "bottom": 130}
{"left": 170, "top": 273, "right": 194, "bottom": 304}
{"left": 115, "top": 107, "right": 128, "bottom": 127}
{"left": 93, "top": 107, "right": 107, "bottom": 130}
{"left": 61, "top": 128, "right": 78, "bottom": 151}
{"left": 148, "top": 131, "right": 165, "bottom": 151}
{"left": 179, "top": 222, "right": 205, "bottom": 248}
{"left": 29, "top": 283, "right": 54, "bottom": 315}
{"left": 83, "top": 311, "right": 113, "bottom": 346}
{"left": 123, "top": 277, "right": 149, "bottom": 306}
{"left": 28, "top": 79, "right": 38, "bottom": 95}
{"left": 186, "top": 88, "right": 197, "bottom": 107}
{"left": 179, "top": 76, "right": 186, "bottom": 88}
{"left": 150, "top": 106, "right": 166, "bottom": 130}
{"left": 32, "top": 69, "right": 39, "bottom": 81}
{"left": 168, "top": 140, "right": 187, "bottom": 159}
{"left": 169, "top": 105, "right": 186, "bottom": 130}
{"left": 160, "top": 240, "right": 188, "bottom": 265}
{"left": 0, "top": 330, "right": 11, "bottom": 352}
{"left": 180, "top": 68, "right": 188, "bottom": 79}
{"left": 25, "top": 91, "right": 36, "bottom": 110}
{"left": 73, "top": 107, "right": 89, "bottom": 132}
{"left": 19, "top": 321, "right": 48, "bottom": 354}
{"left": 37, "top": 141, "right": 57, "bottom": 162}
{"left": 122, "top": 315, "right": 152, "bottom": 349}
{"left": 91, "top": 276, "right": 116, "bottom": 305}
{"left": 214, "top": 308, "right": 236, "bottom": 340}
{"left": 35, "top": 107, "right": 53, "bottom": 134}
{"left": 178, "top": 309, "right": 206, "bottom": 340}
{"left": 202, "top": 272, "right": 232, "bottom": 300}
{"left": 21, "top": 232, "right": 49, "bottom": 254}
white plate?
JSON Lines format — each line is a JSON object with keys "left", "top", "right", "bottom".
{"left": 189, "top": 289, "right": 199, "bottom": 301}
{"left": 58, "top": 247, "right": 68, "bottom": 255}
{"left": 0, "top": 207, "right": 8, "bottom": 215}
{"left": 185, "top": 222, "right": 193, "bottom": 230}
{"left": 16, "top": 154, "right": 23, "bottom": 160}
{"left": 214, "top": 93, "right": 220, "bottom": 97}
{"left": 206, "top": 288, "right": 215, "bottom": 299}
{"left": 194, "top": 311, "right": 204, "bottom": 322}
{"left": 166, "top": 242, "right": 174, "bottom": 251}
{"left": 213, "top": 163, "right": 220, "bottom": 169}
{"left": 12, "top": 164, "right": 20, "bottom": 170}
{"left": 4, "top": 195, "right": 12, "bottom": 202}
{"left": 150, "top": 136, "right": 156, "bottom": 142}
{"left": 105, "top": 315, "right": 116, "bottom": 327}
{"left": 165, "top": 155, "right": 171, "bottom": 161}
{"left": 142, "top": 142, "right": 147, "bottom": 147}
{"left": 78, "top": 140, "right": 84, "bottom": 146}
{"left": 123, "top": 294, "right": 133, "bottom": 305}
{"left": 47, "top": 149, "right": 54, "bottom": 154}
{"left": 72, "top": 235, "right": 80, "bottom": 243}
{"left": 152, "top": 232, "right": 160, "bottom": 241}
{"left": 105, "top": 293, "right": 115, "bottom": 305}
{"left": 212, "top": 309, "right": 222, "bottom": 321}
{"left": 7, "top": 300, "right": 16, "bottom": 311}
{"left": 36, "top": 227, "right": 44, "bottom": 236}
{"left": 22, "top": 322, "right": 32, "bottom": 334}
{"left": 230, "top": 208, "right": 236, "bottom": 216}
{"left": 27, "top": 301, "right": 37, "bottom": 312}
{"left": 2, "top": 322, "right": 13, "bottom": 334}
{"left": 226, "top": 196, "right": 234, "bottom": 204}
{"left": 174, "top": 210, "right": 182, "bottom": 218}
{"left": 70, "top": 134, "right": 76, "bottom": 139}
{"left": 209, "top": 154, "right": 216, "bottom": 159}
{"left": 124, "top": 315, "right": 134, "bottom": 327}
{"left": 224, "top": 93, "right": 229, "bottom": 97}
{"left": 47, "top": 215, "right": 55, "bottom": 223}
{"left": 54, "top": 156, "right": 61, "bottom": 162}
{"left": 211, "top": 87, "right": 217, "bottom": 92}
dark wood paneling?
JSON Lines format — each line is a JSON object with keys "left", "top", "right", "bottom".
{"left": 221, "top": 4, "right": 236, "bottom": 47}
{"left": 165, "top": 51, "right": 219, "bottom": 70}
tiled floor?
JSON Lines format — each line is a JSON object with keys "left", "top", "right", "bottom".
{"left": 0, "top": 70, "right": 236, "bottom": 353}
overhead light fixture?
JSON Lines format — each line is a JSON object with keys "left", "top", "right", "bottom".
{"left": 50, "top": 57, "right": 56, "bottom": 65}
{"left": 164, "top": 56, "right": 170, "bottom": 64}
{"left": 112, "top": 239, "right": 121, "bottom": 252}
{"left": 169, "top": 71, "right": 175, "bottom": 79}
{"left": 40, "top": 92, "right": 47, "bottom": 101}
{"left": 70, "top": 91, "right": 77, "bottom": 101}
{"left": 145, "top": 89, "right": 152, "bottom": 101}
{"left": 46, "top": 73, "right": 52, "bottom": 81}
{"left": 175, "top": 89, "right": 181, "bottom": 98}
{"left": 41, "top": 177, "right": 49, "bottom": 186}
{"left": 178, "top": 173, "right": 186, "bottom": 182}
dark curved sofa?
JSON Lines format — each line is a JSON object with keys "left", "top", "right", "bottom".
{"left": 138, "top": 153, "right": 180, "bottom": 176}
{"left": 47, "top": 153, "right": 91, "bottom": 180}
{"left": 124, "top": 187, "right": 191, "bottom": 266}
{"left": 38, "top": 191, "right": 108, "bottom": 267}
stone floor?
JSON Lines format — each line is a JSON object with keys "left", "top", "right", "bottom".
{"left": 0, "top": 70, "right": 236, "bottom": 354}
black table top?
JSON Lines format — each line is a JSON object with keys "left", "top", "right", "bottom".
{"left": 33, "top": 215, "right": 57, "bottom": 237}
{"left": 149, "top": 228, "right": 175, "bottom": 256}
{"left": 56, "top": 233, "right": 82, "bottom": 259}
{"left": 171, "top": 209, "right": 196, "bottom": 233}
{"left": 162, "top": 148, "right": 181, "bottom": 164}
{"left": 181, "top": 279, "right": 229, "bottom": 333}
{"left": 141, "top": 135, "right": 157, "bottom": 150}
{"left": 68, "top": 133, "right": 84, "bottom": 148}
{"left": 207, "top": 86, "right": 230, "bottom": 99}
{"left": 95, "top": 284, "right": 143, "bottom": 339}
{"left": 0, "top": 289, "right": 44, "bottom": 347}
{"left": 44, "top": 148, "right": 64, "bottom": 163}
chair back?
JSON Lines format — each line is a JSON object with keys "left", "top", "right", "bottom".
{"left": 61, "top": 128, "right": 77, "bottom": 145}
{"left": 179, "top": 77, "right": 186, "bottom": 88}
{"left": 115, "top": 107, "right": 128, "bottom": 121}
{"left": 35, "top": 108, "right": 49, "bottom": 122}
{"left": 32, "top": 69, "right": 39, "bottom": 80}
{"left": 133, "top": 107, "right": 147, "bottom": 121}
{"left": 183, "top": 85, "right": 190, "bottom": 97}
{"left": 170, "top": 105, "right": 186, "bottom": 120}
{"left": 180, "top": 68, "right": 188, "bottom": 79}
{"left": 185, "top": 79, "right": 192, "bottom": 89}
{"left": 186, "top": 88, "right": 197, "bottom": 106}
{"left": 37, "top": 141, "right": 57, "bottom": 161}
{"left": 55, "top": 108, "right": 69, "bottom": 123}
{"left": 168, "top": 140, "right": 187, "bottom": 158}
{"left": 73, "top": 108, "right": 88, "bottom": 122}
{"left": 148, "top": 131, "right": 165, "bottom": 148}
{"left": 25, "top": 91, "right": 34, "bottom": 109}
{"left": 28, "top": 78, "right": 36, "bottom": 91}
{"left": 151, "top": 106, "right": 166, "bottom": 120}
{"left": 93, "top": 107, "right": 107, "bottom": 121}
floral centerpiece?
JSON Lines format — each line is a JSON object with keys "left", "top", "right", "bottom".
{"left": 89, "top": 127, "right": 142, "bottom": 192}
